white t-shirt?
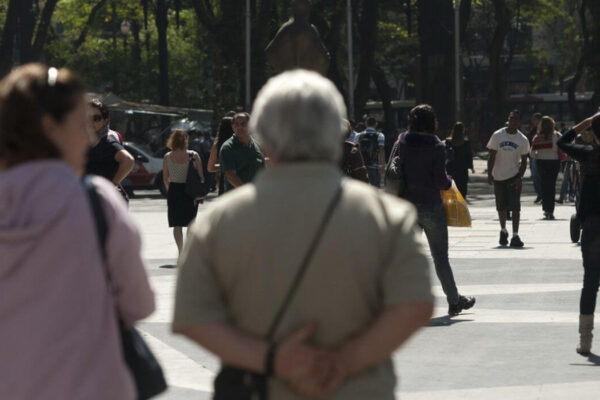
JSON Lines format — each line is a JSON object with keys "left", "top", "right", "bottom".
{"left": 487, "top": 127, "right": 530, "bottom": 181}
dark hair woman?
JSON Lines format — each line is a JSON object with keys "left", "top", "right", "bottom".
{"left": 389, "top": 104, "right": 475, "bottom": 316}
{"left": 0, "top": 64, "right": 154, "bottom": 399}
{"left": 445, "top": 122, "right": 474, "bottom": 198}
{"left": 163, "top": 129, "right": 204, "bottom": 254}
{"left": 207, "top": 116, "right": 235, "bottom": 195}
{"left": 340, "top": 119, "right": 368, "bottom": 182}
{"left": 531, "top": 116, "right": 561, "bottom": 219}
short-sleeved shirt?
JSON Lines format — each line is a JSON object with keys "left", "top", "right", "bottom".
{"left": 487, "top": 128, "right": 530, "bottom": 181}
{"left": 173, "top": 163, "right": 433, "bottom": 400}
{"left": 219, "top": 135, "right": 265, "bottom": 193}
{"left": 86, "top": 135, "right": 125, "bottom": 181}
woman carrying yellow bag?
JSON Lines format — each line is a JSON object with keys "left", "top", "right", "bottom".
{"left": 441, "top": 181, "right": 472, "bottom": 227}
{"left": 388, "top": 104, "right": 475, "bottom": 316}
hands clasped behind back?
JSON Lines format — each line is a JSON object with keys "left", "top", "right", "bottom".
{"left": 275, "top": 322, "right": 349, "bottom": 398}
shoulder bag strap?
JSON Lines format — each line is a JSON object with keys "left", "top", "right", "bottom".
{"left": 84, "top": 175, "right": 108, "bottom": 262}
{"left": 266, "top": 184, "right": 344, "bottom": 340}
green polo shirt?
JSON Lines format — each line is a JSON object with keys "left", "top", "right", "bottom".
{"left": 219, "top": 135, "right": 265, "bottom": 193}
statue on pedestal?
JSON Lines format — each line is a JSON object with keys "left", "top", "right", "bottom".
{"left": 265, "top": 0, "right": 330, "bottom": 75}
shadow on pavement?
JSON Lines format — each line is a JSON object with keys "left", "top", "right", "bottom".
{"left": 159, "top": 264, "right": 176, "bottom": 269}
{"left": 492, "top": 246, "right": 533, "bottom": 250}
{"left": 429, "top": 315, "right": 474, "bottom": 327}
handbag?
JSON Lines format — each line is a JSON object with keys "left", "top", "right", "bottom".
{"left": 84, "top": 176, "right": 167, "bottom": 399}
{"left": 384, "top": 140, "right": 407, "bottom": 198}
{"left": 213, "top": 185, "right": 344, "bottom": 400}
{"left": 185, "top": 152, "right": 209, "bottom": 199}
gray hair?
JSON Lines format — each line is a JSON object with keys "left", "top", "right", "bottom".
{"left": 250, "top": 69, "right": 347, "bottom": 162}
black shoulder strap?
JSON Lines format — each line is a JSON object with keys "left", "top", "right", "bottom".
{"left": 83, "top": 175, "right": 108, "bottom": 262}
{"left": 266, "top": 184, "right": 344, "bottom": 340}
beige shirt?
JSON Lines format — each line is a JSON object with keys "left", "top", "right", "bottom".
{"left": 173, "top": 163, "right": 432, "bottom": 400}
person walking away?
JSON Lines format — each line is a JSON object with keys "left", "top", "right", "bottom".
{"left": 527, "top": 112, "right": 543, "bottom": 203}
{"left": 172, "top": 70, "right": 433, "bottom": 399}
{"left": 207, "top": 116, "right": 235, "bottom": 195}
{"left": 219, "top": 112, "right": 265, "bottom": 193}
{"left": 86, "top": 98, "right": 134, "bottom": 202}
{"left": 163, "top": 129, "right": 205, "bottom": 255}
{"left": 0, "top": 64, "right": 154, "bottom": 399}
{"left": 341, "top": 119, "right": 368, "bottom": 182}
{"left": 356, "top": 117, "right": 386, "bottom": 187}
{"left": 445, "top": 122, "right": 474, "bottom": 198}
{"left": 531, "top": 116, "right": 562, "bottom": 219}
{"left": 487, "top": 110, "right": 530, "bottom": 247}
{"left": 389, "top": 104, "right": 475, "bottom": 316}
{"left": 557, "top": 111, "right": 600, "bottom": 355}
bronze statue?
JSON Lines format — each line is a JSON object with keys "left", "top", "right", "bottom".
{"left": 265, "top": 0, "right": 330, "bottom": 75}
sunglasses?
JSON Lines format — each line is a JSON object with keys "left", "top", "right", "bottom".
{"left": 90, "top": 115, "right": 103, "bottom": 122}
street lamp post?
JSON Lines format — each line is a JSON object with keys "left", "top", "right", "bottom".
{"left": 245, "top": 0, "right": 251, "bottom": 111}
{"left": 347, "top": 0, "right": 354, "bottom": 119}
{"left": 454, "top": 0, "right": 461, "bottom": 122}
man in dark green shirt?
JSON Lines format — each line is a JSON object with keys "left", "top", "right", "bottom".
{"left": 219, "top": 112, "right": 265, "bottom": 193}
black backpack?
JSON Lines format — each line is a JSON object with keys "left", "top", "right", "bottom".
{"left": 359, "top": 132, "right": 380, "bottom": 166}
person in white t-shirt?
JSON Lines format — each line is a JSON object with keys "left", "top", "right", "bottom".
{"left": 487, "top": 110, "right": 530, "bottom": 248}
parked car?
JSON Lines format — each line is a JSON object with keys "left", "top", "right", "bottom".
{"left": 122, "top": 142, "right": 167, "bottom": 196}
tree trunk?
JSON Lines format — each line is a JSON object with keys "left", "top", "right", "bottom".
{"left": 568, "top": 0, "right": 589, "bottom": 122}
{"left": 488, "top": 0, "right": 511, "bottom": 132}
{"left": 0, "top": 0, "right": 20, "bottom": 77}
{"left": 155, "top": 0, "right": 170, "bottom": 105}
{"left": 17, "top": 0, "right": 35, "bottom": 64}
{"left": 74, "top": 0, "right": 108, "bottom": 50}
{"left": 31, "top": 0, "right": 59, "bottom": 60}
{"left": 416, "top": 0, "right": 453, "bottom": 132}
{"left": 586, "top": 1, "right": 600, "bottom": 110}
{"left": 354, "top": 0, "right": 379, "bottom": 121}
{"left": 372, "top": 65, "right": 395, "bottom": 136}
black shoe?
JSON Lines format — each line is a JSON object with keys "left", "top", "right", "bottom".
{"left": 556, "top": 198, "right": 564, "bottom": 204}
{"left": 448, "top": 296, "right": 476, "bottom": 316}
{"left": 510, "top": 235, "right": 524, "bottom": 248}
{"left": 534, "top": 197, "right": 542, "bottom": 204}
{"left": 499, "top": 230, "right": 509, "bottom": 246}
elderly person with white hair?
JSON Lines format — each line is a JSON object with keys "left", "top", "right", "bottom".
{"left": 172, "top": 70, "right": 433, "bottom": 399}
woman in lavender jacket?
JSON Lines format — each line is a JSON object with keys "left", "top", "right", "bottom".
{"left": 389, "top": 104, "right": 475, "bottom": 316}
{"left": 0, "top": 64, "right": 154, "bottom": 399}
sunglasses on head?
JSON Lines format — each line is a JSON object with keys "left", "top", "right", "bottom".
{"left": 90, "top": 115, "right": 103, "bottom": 122}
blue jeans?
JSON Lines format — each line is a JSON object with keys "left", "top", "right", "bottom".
{"left": 531, "top": 158, "right": 541, "bottom": 197}
{"left": 415, "top": 203, "right": 460, "bottom": 305}
{"left": 366, "top": 166, "right": 381, "bottom": 188}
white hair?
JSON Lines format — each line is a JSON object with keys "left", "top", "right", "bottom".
{"left": 250, "top": 69, "right": 347, "bottom": 162}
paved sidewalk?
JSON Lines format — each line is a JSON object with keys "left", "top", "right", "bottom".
{"left": 129, "top": 179, "right": 598, "bottom": 399}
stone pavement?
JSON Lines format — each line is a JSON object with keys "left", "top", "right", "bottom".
{"left": 130, "top": 171, "right": 600, "bottom": 399}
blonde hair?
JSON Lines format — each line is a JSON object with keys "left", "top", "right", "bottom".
{"left": 166, "top": 129, "right": 188, "bottom": 150}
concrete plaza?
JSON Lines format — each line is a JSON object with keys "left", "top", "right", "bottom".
{"left": 131, "top": 166, "right": 600, "bottom": 399}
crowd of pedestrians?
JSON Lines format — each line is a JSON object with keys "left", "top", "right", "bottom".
{"left": 1, "top": 62, "right": 599, "bottom": 399}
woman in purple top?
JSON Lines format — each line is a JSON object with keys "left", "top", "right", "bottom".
{"left": 0, "top": 64, "right": 154, "bottom": 399}
{"left": 389, "top": 104, "right": 475, "bottom": 316}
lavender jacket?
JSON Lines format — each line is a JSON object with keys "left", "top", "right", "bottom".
{"left": 390, "top": 131, "right": 452, "bottom": 205}
{"left": 0, "top": 161, "right": 155, "bottom": 399}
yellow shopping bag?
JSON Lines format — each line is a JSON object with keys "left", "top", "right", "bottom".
{"left": 441, "top": 181, "right": 472, "bottom": 227}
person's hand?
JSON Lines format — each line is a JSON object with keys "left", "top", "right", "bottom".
{"left": 471, "top": 168, "right": 475, "bottom": 174}
{"left": 511, "top": 176, "right": 522, "bottom": 193}
{"left": 275, "top": 322, "right": 338, "bottom": 397}
{"left": 487, "top": 174, "right": 494, "bottom": 185}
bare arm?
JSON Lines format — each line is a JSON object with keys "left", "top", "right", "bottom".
{"left": 113, "top": 149, "right": 135, "bottom": 185}
{"left": 487, "top": 150, "right": 497, "bottom": 185}
{"left": 378, "top": 147, "right": 386, "bottom": 172}
{"left": 518, "top": 155, "right": 528, "bottom": 178}
{"left": 194, "top": 152, "right": 205, "bottom": 181}
{"left": 207, "top": 143, "right": 219, "bottom": 173}
{"left": 224, "top": 170, "right": 244, "bottom": 188}
{"left": 336, "top": 302, "right": 433, "bottom": 379}
{"left": 162, "top": 155, "right": 170, "bottom": 191}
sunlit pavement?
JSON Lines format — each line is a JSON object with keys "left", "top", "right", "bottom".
{"left": 130, "top": 167, "right": 599, "bottom": 399}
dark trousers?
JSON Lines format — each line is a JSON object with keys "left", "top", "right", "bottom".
{"left": 537, "top": 159, "right": 560, "bottom": 214}
{"left": 580, "top": 216, "right": 600, "bottom": 315}
{"left": 415, "top": 203, "right": 460, "bottom": 305}
{"left": 453, "top": 171, "right": 469, "bottom": 199}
